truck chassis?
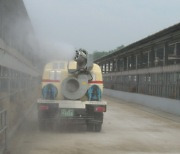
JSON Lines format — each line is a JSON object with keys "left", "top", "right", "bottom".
{"left": 37, "top": 99, "right": 107, "bottom": 132}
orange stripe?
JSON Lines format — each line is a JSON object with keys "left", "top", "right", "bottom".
{"left": 42, "top": 79, "right": 60, "bottom": 83}
{"left": 88, "top": 81, "right": 103, "bottom": 84}
{"left": 42, "top": 80, "right": 102, "bottom": 84}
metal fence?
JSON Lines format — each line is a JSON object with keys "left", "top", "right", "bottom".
{"left": 103, "top": 72, "right": 180, "bottom": 100}
{"left": 0, "top": 109, "right": 7, "bottom": 154}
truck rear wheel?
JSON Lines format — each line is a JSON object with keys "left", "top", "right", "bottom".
{"left": 87, "top": 123, "right": 94, "bottom": 131}
{"left": 38, "top": 120, "right": 46, "bottom": 131}
{"left": 94, "top": 112, "right": 103, "bottom": 132}
{"left": 86, "top": 112, "right": 103, "bottom": 132}
{"left": 95, "top": 123, "right": 102, "bottom": 132}
{"left": 38, "top": 111, "right": 46, "bottom": 131}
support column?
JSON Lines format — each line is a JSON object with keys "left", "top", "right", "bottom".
{"left": 164, "top": 42, "right": 169, "bottom": 66}
{"left": 149, "top": 47, "right": 155, "bottom": 67}
{"left": 104, "top": 62, "right": 107, "bottom": 73}
{"left": 140, "top": 52, "right": 143, "bottom": 68}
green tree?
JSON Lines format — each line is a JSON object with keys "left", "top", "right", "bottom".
{"left": 93, "top": 45, "right": 124, "bottom": 61}
{"left": 93, "top": 51, "right": 108, "bottom": 61}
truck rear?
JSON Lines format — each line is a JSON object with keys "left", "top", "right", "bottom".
{"left": 37, "top": 49, "right": 107, "bottom": 132}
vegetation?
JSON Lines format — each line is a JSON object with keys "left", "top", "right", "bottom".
{"left": 92, "top": 45, "right": 124, "bottom": 61}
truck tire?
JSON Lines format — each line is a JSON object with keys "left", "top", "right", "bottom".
{"left": 38, "top": 120, "right": 46, "bottom": 131}
{"left": 94, "top": 112, "right": 103, "bottom": 132}
{"left": 95, "top": 123, "right": 102, "bottom": 132}
{"left": 87, "top": 123, "right": 94, "bottom": 131}
{"left": 94, "top": 112, "right": 103, "bottom": 121}
{"left": 38, "top": 111, "right": 46, "bottom": 131}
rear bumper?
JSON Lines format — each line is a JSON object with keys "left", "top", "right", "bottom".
{"left": 37, "top": 99, "right": 107, "bottom": 109}
{"left": 37, "top": 99, "right": 106, "bottom": 122}
{"left": 38, "top": 107, "right": 91, "bottom": 119}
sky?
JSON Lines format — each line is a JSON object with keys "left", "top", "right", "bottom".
{"left": 23, "top": 0, "right": 180, "bottom": 53}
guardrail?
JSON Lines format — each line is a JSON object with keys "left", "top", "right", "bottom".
{"left": 104, "top": 88, "right": 180, "bottom": 116}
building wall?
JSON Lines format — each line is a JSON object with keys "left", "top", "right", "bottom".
{"left": 96, "top": 23, "right": 180, "bottom": 100}
{"left": 0, "top": 0, "right": 42, "bottom": 145}
{"left": 0, "top": 0, "right": 40, "bottom": 64}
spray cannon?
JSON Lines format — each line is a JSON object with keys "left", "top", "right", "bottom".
{"left": 61, "top": 49, "right": 94, "bottom": 100}
{"left": 73, "top": 49, "right": 93, "bottom": 73}
{"left": 74, "top": 49, "right": 87, "bottom": 65}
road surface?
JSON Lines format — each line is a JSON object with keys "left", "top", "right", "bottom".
{"left": 9, "top": 96, "right": 180, "bottom": 154}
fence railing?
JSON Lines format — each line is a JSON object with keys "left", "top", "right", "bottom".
{"left": 0, "top": 109, "right": 7, "bottom": 154}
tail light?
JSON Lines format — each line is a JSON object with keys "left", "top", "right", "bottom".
{"left": 94, "top": 106, "right": 106, "bottom": 112}
{"left": 39, "top": 105, "right": 49, "bottom": 110}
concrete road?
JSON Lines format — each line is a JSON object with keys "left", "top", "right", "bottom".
{"left": 9, "top": 96, "right": 180, "bottom": 154}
